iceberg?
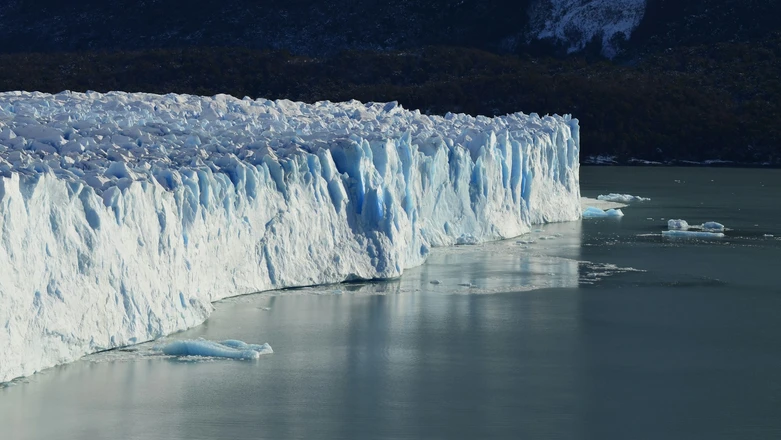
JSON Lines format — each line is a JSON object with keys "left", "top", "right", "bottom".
{"left": 0, "top": 91, "right": 581, "bottom": 383}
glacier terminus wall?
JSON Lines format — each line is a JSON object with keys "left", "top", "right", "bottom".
{"left": 0, "top": 91, "right": 580, "bottom": 383}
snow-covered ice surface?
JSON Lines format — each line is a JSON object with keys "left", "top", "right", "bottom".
{"left": 528, "top": 0, "right": 647, "bottom": 58}
{"left": 0, "top": 91, "right": 581, "bottom": 383}
{"left": 597, "top": 193, "right": 650, "bottom": 203}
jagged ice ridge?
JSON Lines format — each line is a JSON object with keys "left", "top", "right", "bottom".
{"left": 0, "top": 91, "right": 580, "bottom": 383}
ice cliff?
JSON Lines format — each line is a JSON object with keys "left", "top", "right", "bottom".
{"left": 0, "top": 91, "right": 580, "bottom": 382}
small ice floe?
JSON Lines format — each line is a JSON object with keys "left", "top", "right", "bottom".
{"left": 701, "top": 221, "right": 725, "bottom": 232}
{"left": 430, "top": 280, "right": 442, "bottom": 285}
{"left": 539, "top": 236, "right": 556, "bottom": 240}
{"left": 662, "top": 230, "right": 724, "bottom": 239}
{"left": 158, "top": 339, "right": 273, "bottom": 360}
{"left": 458, "top": 283, "right": 474, "bottom": 287}
{"left": 668, "top": 219, "right": 690, "bottom": 230}
{"left": 260, "top": 307, "right": 271, "bottom": 311}
{"left": 516, "top": 239, "right": 536, "bottom": 245}
{"left": 665, "top": 219, "right": 726, "bottom": 238}
{"left": 764, "top": 234, "right": 775, "bottom": 238}
{"left": 582, "top": 206, "right": 624, "bottom": 218}
{"left": 597, "top": 193, "right": 650, "bottom": 203}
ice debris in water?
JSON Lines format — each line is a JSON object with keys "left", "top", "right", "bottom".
{"left": 159, "top": 339, "right": 273, "bottom": 359}
{"left": 668, "top": 219, "right": 725, "bottom": 232}
{"left": 582, "top": 206, "right": 624, "bottom": 218}
{"left": 662, "top": 230, "right": 725, "bottom": 239}
{"left": 664, "top": 218, "right": 725, "bottom": 238}
{"left": 0, "top": 91, "right": 581, "bottom": 383}
{"left": 597, "top": 193, "right": 650, "bottom": 203}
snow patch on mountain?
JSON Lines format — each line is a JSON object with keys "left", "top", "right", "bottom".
{"left": 529, "top": 0, "right": 647, "bottom": 58}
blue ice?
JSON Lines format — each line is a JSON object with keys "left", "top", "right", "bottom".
{"left": 582, "top": 206, "right": 624, "bottom": 218}
{"left": 159, "top": 339, "right": 273, "bottom": 359}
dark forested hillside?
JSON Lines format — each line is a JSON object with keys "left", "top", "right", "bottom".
{"left": 1, "top": 0, "right": 780, "bottom": 164}
{"left": 1, "top": 38, "right": 779, "bottom": 164}
{"left": 1, "top": 0, "right": 779, "bottom": 57}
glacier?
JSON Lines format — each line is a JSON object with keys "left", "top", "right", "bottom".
{"left": 0, "top": 91, "right": 580, "bottom": 383}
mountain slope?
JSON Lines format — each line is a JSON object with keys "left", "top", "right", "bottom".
{"left": 3, "top": 0, "right": 777, "bottom": 58}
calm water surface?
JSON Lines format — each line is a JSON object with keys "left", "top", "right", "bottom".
{"left": 2, "top": 167, "right": 780, "bottom": 440}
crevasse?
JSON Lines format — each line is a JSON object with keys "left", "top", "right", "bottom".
{"left": 0, "top": 91, "right": 580, "bottom": 382}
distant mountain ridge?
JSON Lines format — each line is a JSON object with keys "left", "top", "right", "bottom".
{"left": 0, "top": 0, "right": 778, "bottom": 58}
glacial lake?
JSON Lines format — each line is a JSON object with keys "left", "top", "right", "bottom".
{"left": 2, "top": 167, "right": 780, "bottom": 440}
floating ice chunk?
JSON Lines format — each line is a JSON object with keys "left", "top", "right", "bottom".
{"left": 667, "top": 219, "right": 690, "bottom": 230}
{"left": 701, "top": 221, "right": 725, "bottom": 232}
{"left": 582, "top": 206, "right": 624, "bottom": 218}
{"left": 662, "top": 230, "right": 725, "bottom": 239}
{"left": 218, "top": 339, "right": 274, "bottom": 354}
{"left": 429, "top": 280, "right": 442, "bottom": 285}
{"left": 159, "top": 339, "right": 272, "bottom": 359}
{"left": 765, "top": 234, "right": 775, "bottom": 238}
{"left": 597, "top": 193, "right": 650, "bottom": 203}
